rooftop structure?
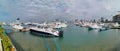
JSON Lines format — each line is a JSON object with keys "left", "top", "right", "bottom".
{"left": 113, "top": 14, "right": 120, "bottom": 24}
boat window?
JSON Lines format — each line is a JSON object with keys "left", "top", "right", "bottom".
{"left": 44, "top": 27, "right": 48, "bottom": 28}
{"left": 38, "top": 26, "right": 41, "bottom": 28}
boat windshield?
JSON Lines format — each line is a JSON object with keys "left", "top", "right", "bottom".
{"left": 37, "top": 26, "right": 41, "bottom": 28}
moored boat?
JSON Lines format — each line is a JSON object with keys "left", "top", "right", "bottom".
{"left": 88, "top": 23, "right": 109, "bottom": 31}
{"left": 30, "top": 26, "right": 63, "bottom": 37}
{"left": 48, "top": 22, "right": 67, "bottom": 29}
{"left": 12, "top": 24, "right": 23, "bottom": 29}
{"left": 88, "top": 23, "right": 102, "bottom": 29}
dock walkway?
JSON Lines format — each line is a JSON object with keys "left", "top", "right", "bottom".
{"left": 0, "top": 37, "right": 3, "bottom": 51}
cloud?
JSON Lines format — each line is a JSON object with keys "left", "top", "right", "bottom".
{"left": 0, "top": 0, "right": 120, "bottom": 22}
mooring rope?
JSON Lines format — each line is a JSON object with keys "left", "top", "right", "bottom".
{"left": 42, "top": 34, "right": 61, "bottom": 51}
{"left": 43, "top": 35, "right": 50, "bottom": 51}
{"left": 53, "top": 36, "right": 61, "bottom": 51}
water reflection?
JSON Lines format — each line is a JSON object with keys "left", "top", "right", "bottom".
{"left": 7, "top": 33, "right": 25, "bottom": 51}
{"left": 111, "top": 43, "right": 120, "bottom": 51}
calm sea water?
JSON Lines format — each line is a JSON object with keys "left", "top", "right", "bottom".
{"left": 1, "top": 0, "right": 120, "bottom": 51}
{"left": 5, "top": 24, "right": 120, "bottom": 51}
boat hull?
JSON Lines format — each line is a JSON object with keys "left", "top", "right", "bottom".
{"left": 30, "top": 29, "right": 63, "bottom": 37}
{"left": 88, "top": 27, "right": 109, "bottom": 31}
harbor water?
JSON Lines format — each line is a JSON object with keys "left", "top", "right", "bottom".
{"left": 5, "top": 24, "right": 120, "bottom": 51}
{"left": 1, "top": 0, "right": 120, "bottom": 51}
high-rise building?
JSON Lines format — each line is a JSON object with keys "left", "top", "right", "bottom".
{"left": 113, "top": 14, "right": 120, "bottom": 24}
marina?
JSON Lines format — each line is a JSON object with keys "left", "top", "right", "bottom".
{"left": 4, "top": 23, "right": 120, "bottom": 51}
{"left": 1, "top": 0, "right": 120, "bottom": 51}
{"left": 0, "top": 17, "right": 120, "bottom": 51}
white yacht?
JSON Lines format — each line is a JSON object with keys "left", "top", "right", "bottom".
{"left": 113, "top": 22, "right": 120, "bottom": 27}
{"left": 88, "top": 23, "right": 109, "bottom": 31}
{"left": 61, "top": 23, "right": 67, "bottom": 27}
{"left": 48, "top": 22, "right": 67, "bottom": 29}
{"left": 30, "top": 26, "right": 63, "bottom": 37}
{"left": 24, "top": 22, "right": 32, "bottom": 25}
{"left": 81, "top": 22, "right": 88, "bottom": 27}
{"left": 88, "top": 23, "right": 102, "bottom": 29}
{"left": 12, "top": 24, "right": 23, "bottom": 30}
{"left": 25, "top": 21, "right": 67, "bottom": 29}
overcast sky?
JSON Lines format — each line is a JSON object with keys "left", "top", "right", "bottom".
{"left": 0, "top": 0, "right": 120, "bottom": 22}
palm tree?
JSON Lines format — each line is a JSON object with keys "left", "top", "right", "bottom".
{"left": 17, "top": 18, "right": 20, "bottom": 20}
{"left": 0, "top": 22, "right": 3, "bottom": 27}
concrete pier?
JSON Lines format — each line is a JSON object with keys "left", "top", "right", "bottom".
{"left": 0, "top": 37, "right": 3, "bottom": 51}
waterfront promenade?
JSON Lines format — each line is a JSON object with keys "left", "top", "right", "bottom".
{"left": 0, "top": 25, "right": 17, "bottom": 51}
{"left": 0, "top": 24, "right": 3, "bottom": 51}
{"left": 0, "top": 37, "right": 3, "bottom": 51}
